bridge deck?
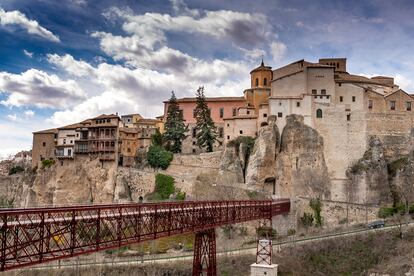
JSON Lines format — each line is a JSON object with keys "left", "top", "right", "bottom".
{"left": 0, "top": 199, "right": 290, "bottom": 271}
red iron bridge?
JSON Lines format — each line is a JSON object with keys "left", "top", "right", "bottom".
{"left": 0, "top": 199, "right": 290, "bottom": 275}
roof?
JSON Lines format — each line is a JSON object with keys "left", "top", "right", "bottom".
{"left": 33, "top": 128, "right": 58, "bottom": 134}
{"left": 250, "top": 60, "right": 272, "bottom": 74}
{"left": 335, "top": 73, "right": 393, "bottom": 87}
{"left": 135, "top": 119, "right": 162, "bottom": 124}
{"left": 121, "top": 113, "right": 142, "bottom": 118}
{"left": 371, "top": 76, "right": 394, "bottom": 79}
{"left": 384, "top": 89, "right": 413, "bottom": 98}
{"left": 167, "top": 96, "right": 245, "bottom": 103}
{"left": 59, "top": 119, "right": 91, "bottom": 130}
{"left": 91, "top": 114, "right": 120, "bottom": 120}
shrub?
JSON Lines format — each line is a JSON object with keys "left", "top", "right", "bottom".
{"left": 256, "top": 226, "right": 277, "bottom": 239}
{"left": 147, "top": 145, "right": 173, "bottom": 170}
{"left": 175, "top": 189, "right": 186, "bottom": 201}
{"left": 300, "top": 212, "right": 314, "bottom": 227}
{"left": 8, "top": 166, "right": 24, "bottom": 175}
{"left": 154, "top": 173, "right": 175, "bottom": 200}
{"left": 41, "top": 159, "right": 55, "bottom": 168}
{"left": 287, "top": 229, "right": 296, "bottom": 236}
{"left": 227, "top": 136, "right": 255, "bottom": 153}
{"left": 379, "top": 204, "right": 405, "bottom": 218}
{"left": 151, "top": 129, "right": 163, "bottom": 147}
{"left": 387, "top": 157, "right": 409, "bottom": 177}
{"left": 310, "top": 198, "right": 323, "bottom": 227}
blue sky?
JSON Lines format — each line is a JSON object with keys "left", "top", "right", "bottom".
{"left": 1, "top": 0, "right": 414, "bottom": 158}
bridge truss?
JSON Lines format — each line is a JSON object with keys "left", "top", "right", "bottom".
{"left": 0, "top": 199, "right": 290, "bottom": 274}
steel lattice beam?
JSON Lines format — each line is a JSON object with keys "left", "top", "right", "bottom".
{"left": 0, "top": 199, "right": 290, "bottom": 271}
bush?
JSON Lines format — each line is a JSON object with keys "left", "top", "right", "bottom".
{"left": 310, "top": 198, "right": 323, "bottom": 227}
{"left": 300, "top": 212, "right": 314, "bottom": 227}
{"left": 8, "top": 166, "right": 24, "bottom": 175}
{"left": 287, "top": 229, "right": 296, "bottom": 236}
{"left": 379, "top": 204, "right": 405, "bottom": 218}
{"left": 227, "top": 136, "right": 255, "bottom": 153}
{"left": 256, "top": 226, "right": 277, "bottom": 239}
{"left": 41, "top": 159, "right": 55, "bottom": 168}
{"left": 175, "top": 189, "right": 186, "bottom": 201}
{"left": 154, "top": 173, "right": 175, "bottom": 200}
{"left": 147, "top": 145, "right": 173, "bottom": 170}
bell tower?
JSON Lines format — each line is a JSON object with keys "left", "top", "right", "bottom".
{"left": 250, "top": 58, "right": 272, "bottom": 88}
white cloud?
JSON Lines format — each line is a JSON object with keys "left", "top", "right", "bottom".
{"left": 6, "top": 114, "right": 18, "bottom": 121}
{"left": 270, "top": 41, "right": 287, "bottom": 63}
{"left": 170, "top": 0, "right": 200, "bottom": 17}
{"left": 47, "top": 54, "right": 95, "bottom": 77}
{"left": 0, "top": 69, "right": 85, "bottom": 108}
{"left": 395, "top": 74, "right": 414, "bottom": 92}
{"left": 23, "top": 49, "right": 33, "bottom": 58}
{"left": 24, "top": 110, "right": 35, "bottom": 118}
{"left": 0, "top": 8, "right": 60, "bottom": 42}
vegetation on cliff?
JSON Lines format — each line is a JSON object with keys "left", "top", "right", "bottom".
{"left": 146, "top": 173, "right": 186, "bottom": 201}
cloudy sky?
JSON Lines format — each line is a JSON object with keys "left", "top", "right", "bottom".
{"left": 1, "top": 0, "right": 414, "bottom": 158}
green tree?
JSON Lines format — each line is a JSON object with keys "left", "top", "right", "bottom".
{"left": 151, "top": 128, "right": 163, "bottom": 147}
{"left": 163, "top": 91, "right": 188, "bottom": 153}
{"left": 194, "top": 87, "right": 218, "bottom": 152}
{"left": 147, "top": 146, "right": 173, "bottom": 170}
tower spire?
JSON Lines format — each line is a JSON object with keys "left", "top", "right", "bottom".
{"left": 261, "top": 55, "right": 264, "bottom": 66}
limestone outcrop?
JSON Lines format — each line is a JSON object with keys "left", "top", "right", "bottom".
{"left": 346, "top": 136, "right": 390, "bottom": 204}
{"left": 245, "top": 115, "right": 279, "bottom": 190}
{"left": 275, "top": 114, "right": 330, "bottom": 199}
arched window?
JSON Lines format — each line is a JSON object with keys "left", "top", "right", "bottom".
{"left": 316, "top": 109, "right": 323, "bottom": 118}
{"left": 255, "top": 78, "right": 259, "bottom": 86}
{"left": 264, "top": 78, "right": 267, "bottom": 86}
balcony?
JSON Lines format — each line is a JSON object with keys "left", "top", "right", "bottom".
{"left": 55, "top": 151, "right": 74, "bottom": 159}
{"left": 88, "top": 146, "right": 116, "bottom": 152}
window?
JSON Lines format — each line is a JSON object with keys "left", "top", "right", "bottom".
{"left": 390, "top": 101, "right": 396, "bottom": 110}
{"left": 239, "top": 130, "right": 243, "bottom": 134}
{"left": 255, "top": 78, "right": 259, "bottom": 86}
{"left": 227, "top": 135, "right": 230, "bottom": 140}
{"left": 296, "top": 102, "right": 301, "bottom": 107}
{"left": 316, "top": 109, "right": 323, "bottom": 118}
{"left": 232, "top": 108, "right": 237, "bottom": 116}
{"left": 227, "top": 123, "right": 230, "bottom": 127}
{"left": 368, "top": 100, "right": 373, "bottom": 109}
{"left": 347, "top": 114, "right": 351, "bottom": 121}
{"left": 219, "top": 127, "right": 223, "bottom": 138}
{"left": 263, "top": 78, "right": 267, "bottom": 86}
{"left": 263, "top": 113, "right": 267, "bottom": 118}
{"left": 42, "top": 142, "right": 46, "bottom": 147}
{"left": 352, "top": 96, "right": 356, "bottom": 102}
{"left": 192, "top": 128, "right": 197, "bottom": 138}
{"left": 192, "top": 149, "right": 196, "bottom": 154}
{"left": 192, "top": 141, "right": 196, "bottom": 145}
{"left": 321, "top": 89, "right": 326, "bottom": 95}
{"left": 339, "top": 96, "right": 343, "bottom": 102}
{"left": 107, "top": 119, "right": 110, "bottom": 123}
{"left": 277, "top": 112, "right": 283, "bottom": 118}
{"left": 219, "top": 107, "right": 224, "bottom": 118}
{"left": 407, "top": 102, "right": 412, "bottom": 111}
{"left": 63, "top": 139, "right": 66, "bottom": 144}
{"left": 68, "top": 149, "right": 72, "bottom": 156}
{"left": 247, "top": 110, "right": 250, "bottom": 115}
{"left": 312, "top": 89, "right": 317, "bottom": 95}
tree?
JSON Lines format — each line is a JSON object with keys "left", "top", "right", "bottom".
{"left": 194, "top": 87, "right": 218, "bottom": 152}
{"left": 163, "top": 91, "right": 188, "bottom": 153}
{"left": 151, "top": 128, "right": 163, "bottom": 147}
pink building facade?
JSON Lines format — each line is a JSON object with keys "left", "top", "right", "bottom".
{"left": 163, "top": 97, "right": 246, "bottom": 154}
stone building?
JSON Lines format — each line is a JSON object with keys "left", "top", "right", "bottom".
{"left": 31, "top": 128, "right": 58, "bottom": 168}
{"left": 119, "top": 127, "right": 139, "bottom": 167}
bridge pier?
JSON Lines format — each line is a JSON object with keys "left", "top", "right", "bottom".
{"left": 192, "top": 228, "right": 216, "bottom": 276}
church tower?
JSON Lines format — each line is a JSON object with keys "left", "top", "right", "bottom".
{"left": 244, "top": 59, "right": 272, "bottom": 112}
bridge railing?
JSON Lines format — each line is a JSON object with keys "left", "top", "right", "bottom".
{"left": 0, "top": 199, "right": 290, "bottom": 271}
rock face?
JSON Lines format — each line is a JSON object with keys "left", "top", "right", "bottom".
{"left": 218, "top": 144, "right": 245, "bottom": 185}
{"left": 245, "top": 115, "right": 279, "bottom": 190}
{"left": 389, "top": 152, "right": 414, "bottom": 204}
{"left": 346, "top": 136, "right": 390, "bottom": 204}
{"left": 275, "top": 115, "right": 330, "bottom": 199}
